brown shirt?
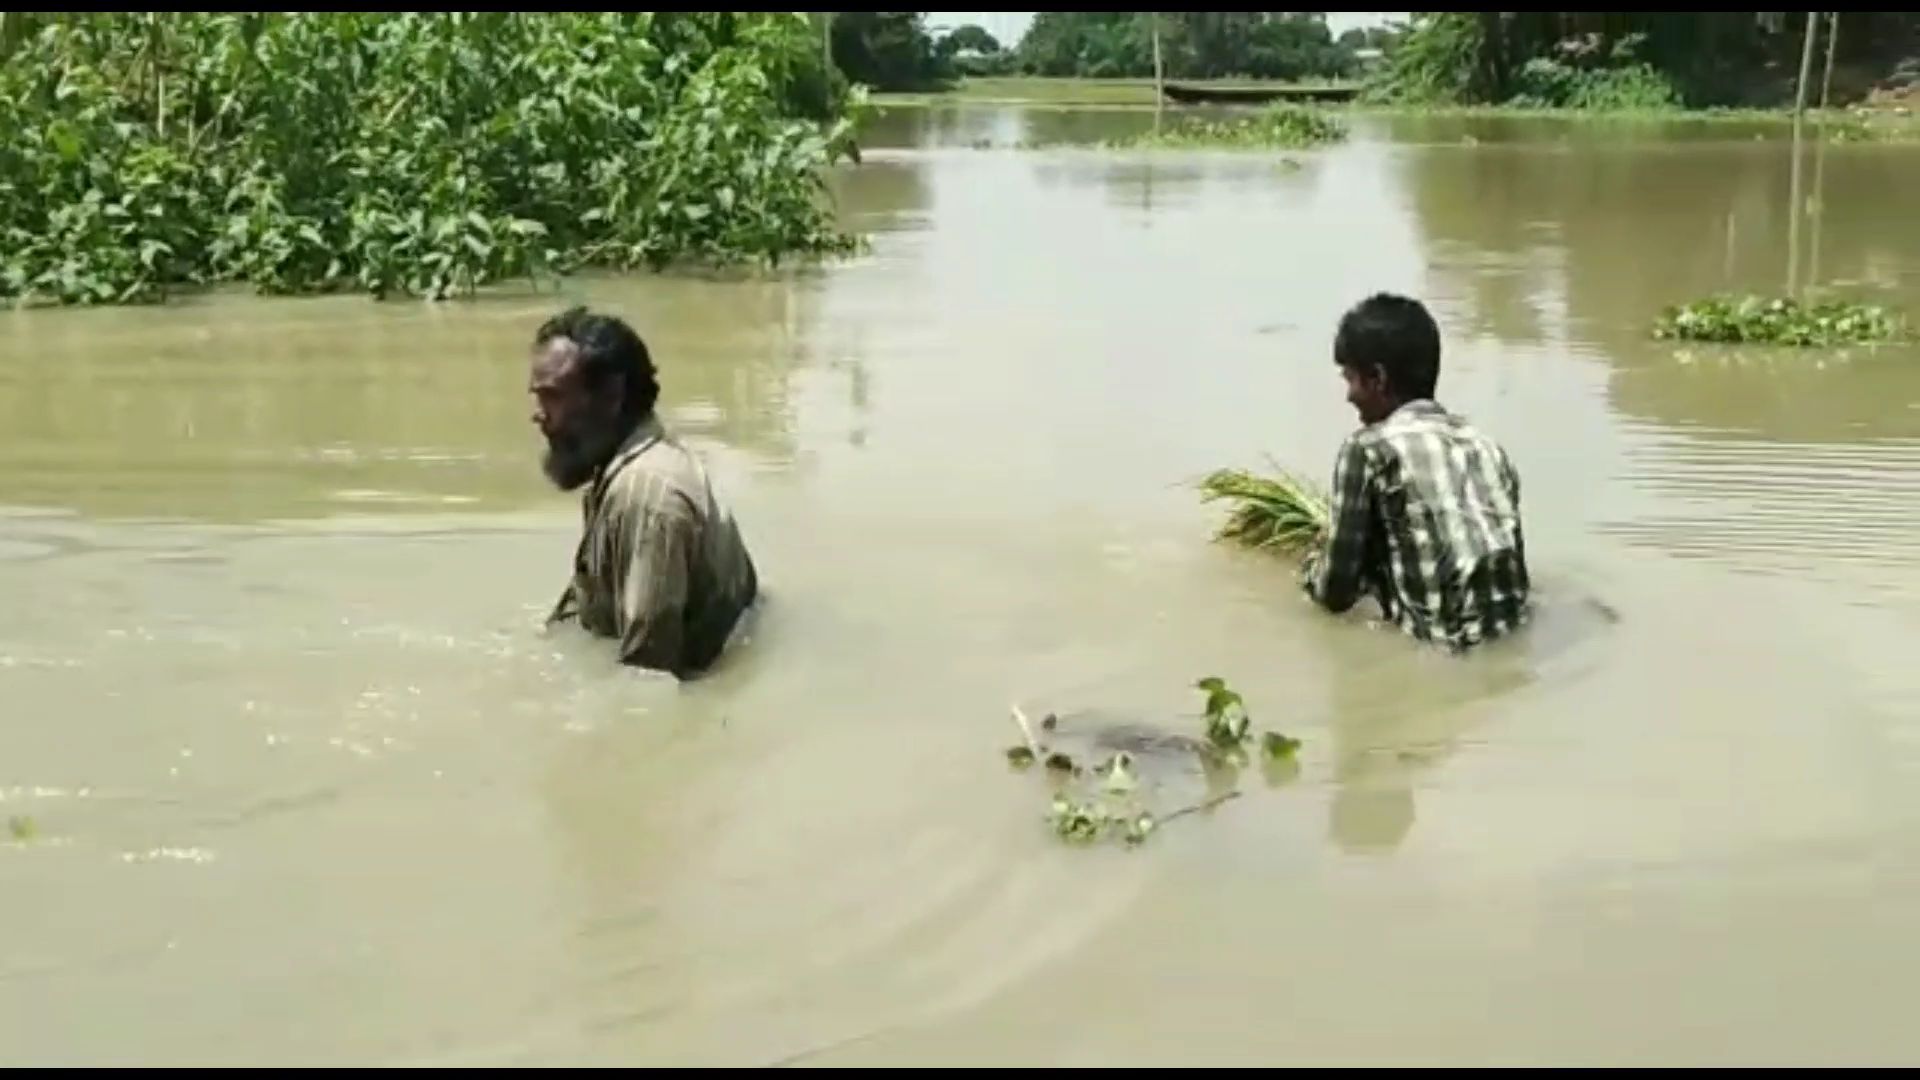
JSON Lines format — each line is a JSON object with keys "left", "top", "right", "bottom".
{"left": 547, "top": 416, "right": 759, "bottom": 676}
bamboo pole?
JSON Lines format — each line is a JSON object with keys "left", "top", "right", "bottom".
{"left": 1808, "top": 120, "right": 1828, "bottom": 292}
{"left": 1792, "top": 11, "right": 1819, "bottom": 120}
{"left": 1819, "top": 11, "right": 1839, "bottom": 111}
{"left": 1787, "top": 12, "right": 1819, "bottom": 297}
{"left": 820, "top": 11, "right": 833, "bottom": 81}
{"left": 1151, "top": 11, "right": 1164, "bottom": 130}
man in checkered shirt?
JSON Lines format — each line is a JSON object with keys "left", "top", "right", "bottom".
{"left": 1300, "top": 293, "right": 1532, "bottom": 652}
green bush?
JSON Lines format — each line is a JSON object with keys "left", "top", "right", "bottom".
{"left": 0, "top": 13, "right": 863, "bottom": 307}
{"left": 1508, "top": 58, "right": 1680, "bottom": 110}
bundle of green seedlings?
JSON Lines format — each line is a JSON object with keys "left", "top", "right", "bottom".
{"left": 1652, "top": 294, "right": 1906, "bottom": 348}
{"left": 1004, "top": 677, "right": 1302, "bottom": 848}
{"left": 1196, "top": 464, "right": 1331, "bottom": 558}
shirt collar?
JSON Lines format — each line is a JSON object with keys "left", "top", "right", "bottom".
{"left": 583, "top": 414, "right": 664, "bottom": 511}
{"left": 605, "top": 414, "right": 663, "bottom": 475}
{"left": 1381, "top": 398, "right": 1444, "bottom": 425}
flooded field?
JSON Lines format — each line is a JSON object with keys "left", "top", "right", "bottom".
{"left": 2, "top": 105, "right": 1918, "bottom": 1066}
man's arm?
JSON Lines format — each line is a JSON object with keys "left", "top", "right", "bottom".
{"left": 1300, "top": 435, "right": 1375, "bottom": 614}
{"left": 608, "top": 499, "right": 695, "bottom": 675}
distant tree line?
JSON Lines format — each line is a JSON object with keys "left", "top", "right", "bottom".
{"left": 819, "top": 12, "right": 1920, "bottom": 104}
{"left": 1017, "top": 13, "right": 1356, "bottom": 81}
{"left": 1372, "top": 12, "right": 1920, "bottom": 108}
{"left": 825, "top": 12, "right": 1369, "bottom": 89}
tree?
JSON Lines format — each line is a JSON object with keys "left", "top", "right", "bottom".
{"left": 1015, "top": 12, "right": 1356, "bottom": 80}
{"left": 1370, "top": 12, "right": 1920, "bottom": 108}
{"left": 830, "top": 11, "right": 953, "bottom": 91}
{"left": 940, "top": 23, "right": 1001, "bottom": 56}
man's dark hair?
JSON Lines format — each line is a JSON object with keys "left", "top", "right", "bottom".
{"left": 1333, "top": 292, "right": 1441, "bottom": 400}
{"left": 534, "top": 305, "right": 660, "bottom": 421}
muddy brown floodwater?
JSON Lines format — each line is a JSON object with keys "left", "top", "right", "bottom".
{"left": 2, "top": 105, "right": 1918, "bottom": 1066}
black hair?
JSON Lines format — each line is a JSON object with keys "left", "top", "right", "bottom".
{"left": 533, "top": 305, "right": 660, "bottom": 421}
{"left": 1333, "top": 292, "right": 1440, "bottom": 401}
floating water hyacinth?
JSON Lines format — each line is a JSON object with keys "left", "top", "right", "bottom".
{"left": 1652, "top": 294, "right": 1905, "bottom": 347}
{"left": 1106, "top": 103, "right": 1349, "bottom": 150}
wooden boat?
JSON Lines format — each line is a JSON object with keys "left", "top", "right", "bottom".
{"left": 1160, "top": 82, "right": 1359, "bottom": 106}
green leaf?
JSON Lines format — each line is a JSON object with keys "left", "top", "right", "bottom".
{"left": 1205, "top": 688, "right": 1242, "bottom": 719}
{"left": 1261, "top": 731, "right": 1302, "bottom": 760}
{"left": 47, "top": 120, "right": 82, "bottom": 162}
{"left": 7, "top": 815, "right": 35, "bottom": 841}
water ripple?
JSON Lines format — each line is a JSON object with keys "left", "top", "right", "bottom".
{"left": 1604, "top": 428, "right": 1920, "bottom": 588}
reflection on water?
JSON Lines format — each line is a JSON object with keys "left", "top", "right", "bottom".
{"left": 3, "top": 104, "right": 1920, "bottom": 1065}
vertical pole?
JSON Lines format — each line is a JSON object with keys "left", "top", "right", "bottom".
{"left": 1792, "top": 10, "right": 1818, "bottom": 120}
{"left": 1812, "top": 17, "right": 1827, "bottom": 294}
{"left": 1151, "top": 12, "right": 1165, "bottom": 133}
{"left": 1819, "top": 12, "right": 1839, "bottom": 111}
{"left": 1787, "top": 12, "right": 1818, "bottom": 297}
{"left": 821, "top": 11, "right": 833, "bottom": 82}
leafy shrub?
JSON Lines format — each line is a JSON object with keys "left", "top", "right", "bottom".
{"left": 0, "top": 13, "right": 863, "bottom": 307}
{"left": 1508, "top": 58, "right": 1680, "bottom": 110}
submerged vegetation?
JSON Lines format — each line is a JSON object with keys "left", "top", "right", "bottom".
{"left": 0, "top": 12, "right": 864, "bottom": 308}
{"left": 1197, "top": 465, "right": 1331, "bottom": 557}
{"left": 1005, "top": 677, "right": 1301, "bottom": 848}
{"left": 1653, "top": 295, "right": 1907, "bottom": 347}
{"left": 1107, "top": 103, "right": 1347, "bottom": 150}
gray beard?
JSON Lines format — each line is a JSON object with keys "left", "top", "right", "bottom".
{"left": 541, "top": 420, "right": 625, "bottom": 492}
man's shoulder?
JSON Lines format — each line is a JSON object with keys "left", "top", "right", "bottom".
{"left": 1381, "top": 402, "right": 1512, "bottom": 457}
{"left": 601, "top": 430, "right": 711, "bottom": 520}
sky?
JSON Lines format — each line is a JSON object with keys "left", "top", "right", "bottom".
{"left": 923, "top": 12, "right": 1411, "bottom": 46}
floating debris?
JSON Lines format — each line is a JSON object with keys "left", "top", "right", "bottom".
{"left": 1005, "top": 678, "right": 1303, "bottom": 848}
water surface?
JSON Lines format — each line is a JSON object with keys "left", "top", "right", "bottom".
{"left": 2, "top": 104, "right": 1918, "bottom": 1066}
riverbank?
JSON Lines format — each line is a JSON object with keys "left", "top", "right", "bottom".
{"left": 869, "top": 75, "right": 1920, "bottom": 140}
{"left": 871, "top": 76, "right": 1360, "bottom": 109}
